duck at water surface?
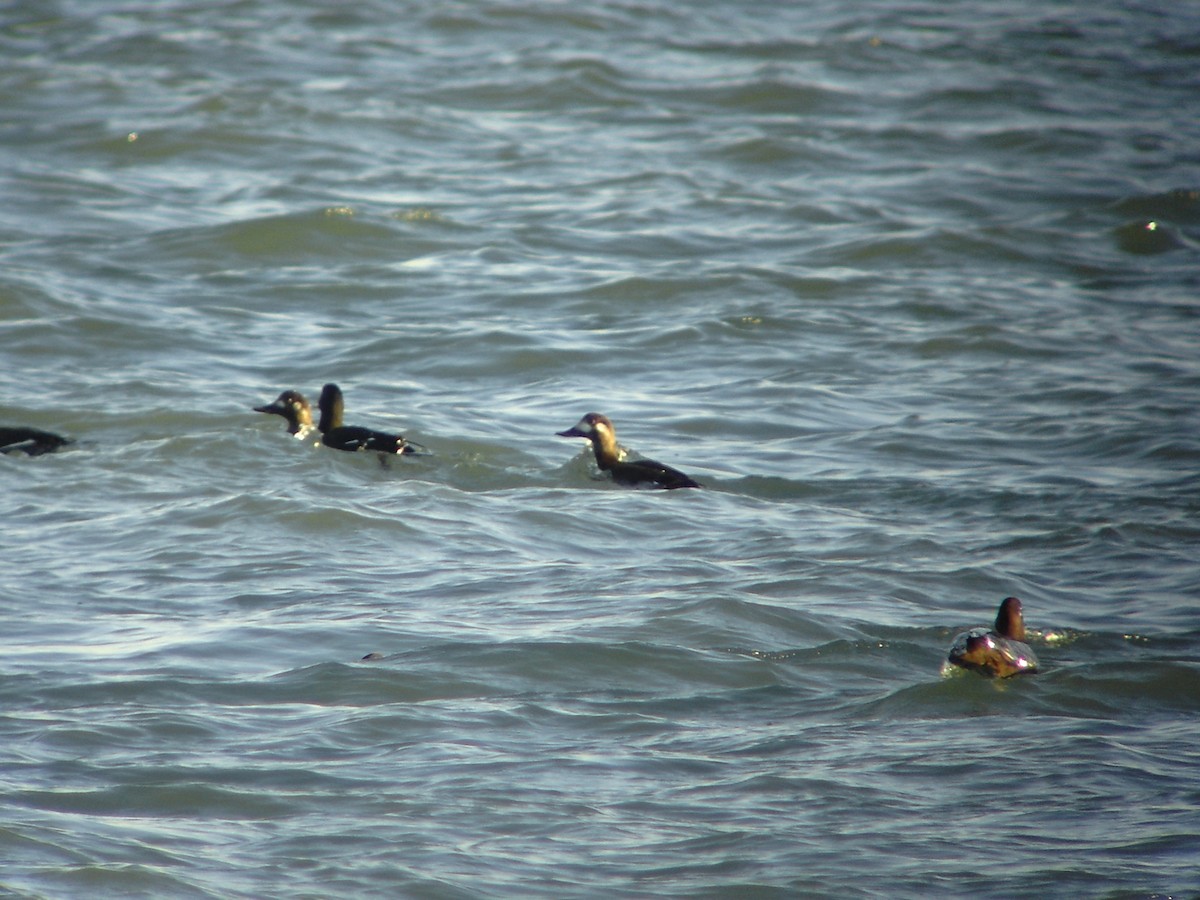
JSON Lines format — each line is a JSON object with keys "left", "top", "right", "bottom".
{"left": 947, "top": 596, "right": 1039, "bottom": 678}
{"left": 556, "top": 412, "right": 700, "bottom": 490}
{"left": 317, "top": 383, "right": 415, "bottom": 455}
{"left": 0, "top": 426, "right": 73, "bottom": 456}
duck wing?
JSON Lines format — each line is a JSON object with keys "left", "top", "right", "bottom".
{"left": 323, "top": 426, "right": 412, "bottom": 455}
{"left": 612, "top": 458, "right": 701, "bottom": 489}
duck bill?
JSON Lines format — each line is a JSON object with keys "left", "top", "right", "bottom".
{"left": 254, "top": 402, "right": 285, "bottom": 415}
{"left": 557, "top": 415, "right": 594, "bottom": 438}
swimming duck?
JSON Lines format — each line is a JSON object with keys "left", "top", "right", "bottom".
{"left": 253, "top": 390, "right": 315, "bottom": 438}
{"left": 0, "top": 426, "right": 72, "bottom": 456}
{"left": 947, "top": 596, "right": 1039, "bottom": 678}
{"left": 556, "top": 412, "right": 701, "bottom": 489}
{"left": 317, "top": 383, "right": 414, "bottom": 455}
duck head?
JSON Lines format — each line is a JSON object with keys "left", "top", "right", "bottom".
{"left": 557, "top": 412, "right": 623, "bottom": 466}
{"left": 254, "top": 390, "right": 313, "bottom": 435}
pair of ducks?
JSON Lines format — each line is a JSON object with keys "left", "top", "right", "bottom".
{"left": 255, "top": 389, "right": 701, "bottom": 490}
{"left": 1, "top": 389, "right": 399, "bottom": 458}
{"left": 255, "top": 383, "right": 414, "bottom": 455}
{"left": 0, "top": 388, "right": 413, "bottom": 460}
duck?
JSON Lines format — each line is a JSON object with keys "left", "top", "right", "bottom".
{"left": 947, "top": 596, "right": 1039, "bottom": 678}
{"left": 317, "top": 383, "right": 415, "bottom": 455}
{"left": 556, "top": 412, "right": 701, "bottom": 489}
{"left": 0, "top": 426, "right": 72, "bottom": 456}
{"left": 253, "top": 390, "right": 315, "bottom": 439}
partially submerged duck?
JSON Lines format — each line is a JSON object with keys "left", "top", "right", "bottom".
{"left": 0, "top": 426, "right": 72, "bottom": 456}
{"left": 947, "top": 596, "right": 1039, "bottom": 678}
{"left": 317, "top": 383, "right": 415, "bottom": 455}
{"left": 556, "top": 412, "right": 700, "bottom": 490}
{"left": 254, "top": 390, "right": 315, "bottom": 439}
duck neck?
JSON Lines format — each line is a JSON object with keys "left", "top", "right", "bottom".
{"left": 995, "top": 599, "right": 1025, "bottom": 641}
{"left": 589, "top": 431, "right": 622, "bottom": 470}
{"left": 318, "top": 395, "right": 343, "bottom": 433}
{"left": 289, "top": 405, "right": 313, "bottom": 435}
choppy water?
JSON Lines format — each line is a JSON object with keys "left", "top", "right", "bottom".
{"left": 3, "top": 1, "right": 1199, "bottom": 897}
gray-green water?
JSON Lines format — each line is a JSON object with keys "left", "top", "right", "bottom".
{"left": 3, "top": 1, "right": 1199, "bottom": 897}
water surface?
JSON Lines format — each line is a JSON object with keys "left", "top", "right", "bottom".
{"left": 2, "top": 1, "right": 1199, "bottom": 897}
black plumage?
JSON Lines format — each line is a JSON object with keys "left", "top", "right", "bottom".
{"left": 317, "top": 383, "right": 414, "bottom": 455}
{"left": 0, "top": 426, "right": 72, "bottom": 456}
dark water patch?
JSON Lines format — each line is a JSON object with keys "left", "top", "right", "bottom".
{"left": 6, "top": 864, "right": 221, "bottom": 900}
{"left": 733, "top": 635, "right": 925, "bottom": 685}
{"left": 144, "top": 209, "right": 420, "bottom": 268}
{"left": 427, "top": 2, "right": 634, "bottom": 38}
{"left": 673, "top": 79, "right": 853, "bottom": 117}
{"left": 1112, "top": 187, "right": 1200, "bottom": 225}
{"left": 1113, "top": 219, "right": 1188, "bottom": 255}
{"left": 15, "top": 780, "right": 298, "bottom": 821}
{"left": 970, "top": 124, "right": 1106, "bottom": 158}
{"left": 651, "top": 594, "right": 857, "bottom": 651}
{"left": 1044, "top": 659, "right": 1200, "bottom": 717}
{"left": 368, "top": 640, "right": 785, "bottom": 699}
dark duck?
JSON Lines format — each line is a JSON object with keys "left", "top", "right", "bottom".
{"left": 0, "top": 426, "right": 72, "bottom": 456}
{"left": 556, "top": 412, "right": 700, "bottom": 490}
{"left": 317, "top": 383, "right": 415, "bottom": 455}
{"left": 947, "top": 596, "right": 1039, "bottom": 678}
{"left": 254, "top": 390, "right": 315, "bottom": 439}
